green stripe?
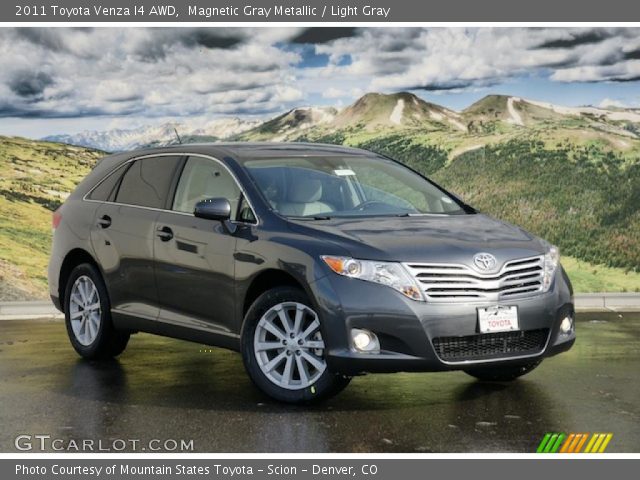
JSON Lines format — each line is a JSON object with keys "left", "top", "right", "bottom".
{"left": 537, "top": 433, "right": 552, "bottom": 453}
{"left": 550, "top": 433, "right": 566, "bottom": 453}
{"left": 543, "top": 434, "right": 559, "bottom": 453}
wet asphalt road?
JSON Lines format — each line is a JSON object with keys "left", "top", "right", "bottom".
{"left": 0, "top": 312, "right": 638, "bottom": 453}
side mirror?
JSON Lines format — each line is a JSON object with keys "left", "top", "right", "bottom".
{"left": 194, "top": 197, "right": 237, "bottom": 234}
{"left": 194, "top": 197, "right": 231, "bottom": 221}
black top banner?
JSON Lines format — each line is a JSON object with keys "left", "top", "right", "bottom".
{"left": 4, "top": 0, "right": 640, "bottom": 22}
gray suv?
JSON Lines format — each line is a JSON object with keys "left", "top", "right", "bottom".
{"left": 48, "top": 143, "right": 575, "bottom": 403}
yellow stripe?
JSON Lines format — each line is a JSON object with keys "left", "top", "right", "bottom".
{"left": 591, "top": 434, "right": 606, "bottom": 453}
{"left": 598, "top": 434, "right": 613, "bottom": 453}
{"left": 575, "top": 434, "right": 589, "bottom": 453}
{"left": 584, "top": 433, "right": 598, "bottom": 453}
{"left": 560, "top": 434, "right": 575, "bottom": 453}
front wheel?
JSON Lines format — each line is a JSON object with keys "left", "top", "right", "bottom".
{"left": 241, "top": 287, "right": 350, "bottom": 404}
{"left": 464, "top": 359, "right": 542, "bottom": 382}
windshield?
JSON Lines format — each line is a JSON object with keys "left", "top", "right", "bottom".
{"left": 242, "top": 155, "right": 468, "bottom": 218}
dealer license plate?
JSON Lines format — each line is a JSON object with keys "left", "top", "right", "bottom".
{"left": 478, "top": 305, "right": 519, "bottom": 333}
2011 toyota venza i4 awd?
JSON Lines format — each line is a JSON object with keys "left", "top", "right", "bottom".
{"left": 48, "top": 143, "right": 575, "bottom": 403}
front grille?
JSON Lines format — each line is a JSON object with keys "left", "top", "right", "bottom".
{"left": 432, "top": 329, "right": 549, "bottom": 362}
{"left": 405, "top": 255, "right": 544, "bottom": 303}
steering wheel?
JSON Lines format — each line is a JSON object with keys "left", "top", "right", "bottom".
{"left": 355, "top": 200, "right": 389, "bottom": 212}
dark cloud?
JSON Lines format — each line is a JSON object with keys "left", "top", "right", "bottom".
{"left": 0, "top": 105, "right": 137, "bottom": 119}
{"left": 606, "top": 75, "right": 640, "bottom": 83}
{"left": 368, "top": 57, "right": 415, "bottom": 75}
{"left": 14, "top": 29, "right": 67, "bottom": 51}
{"left": 180, "top": 29, "right": 244, "bottom": 49}
{"left": 9, "top": 71, "right": 54, "bottom": 98}
{"left": 624, "top": 49, "right": 640, "bottom": 60}
{"left": 409, "top": 81, "right": 477, "bottom": 91}
{"left": 534, "top": 30, "right": 613, "bottom": 49}
{"left": 133, "top": 28, "right": 245, "bottom": 61}
{"left": 291, "top": 27, "right": 357, "bottom": 44}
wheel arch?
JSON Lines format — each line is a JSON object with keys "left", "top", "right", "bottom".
{"left": 58, "top": 248, "right": 101, "bottom": 312}
{"left": 242, "top": 269, "right": 309, "bottom": 318}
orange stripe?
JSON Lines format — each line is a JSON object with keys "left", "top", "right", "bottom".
{"left": 567, "top": 434, "right": 581, "bottom": 453}
{"left": 560, "top": 434, "right": 576, "bottom": 453}
{"left": 575, "top": 433, "right": 589, "bottom": 453}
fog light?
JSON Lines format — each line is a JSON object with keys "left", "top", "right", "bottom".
{"left": 560, "top": 315, "right": 574, "bottom": 334}
{"left": 351, "top": 328, "right": 380, "bottom": 353}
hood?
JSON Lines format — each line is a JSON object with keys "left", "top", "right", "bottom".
{"left": 287, "top": 213, "right": 547, "bottom": 267}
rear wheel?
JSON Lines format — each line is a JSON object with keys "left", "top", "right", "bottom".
{"left": 464, "top": 360, "right": 542, "bottom": 382}
{"left": 241, "top": 287, "right": 350, "bottom": 403}
{"left": 64, "top": 263, "right": 129, "bottom": 359}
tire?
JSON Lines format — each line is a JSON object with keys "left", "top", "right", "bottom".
{"left": 241, "top": 286, "right": 351, "bottom": 404}
{"left": 63, "top": 263, "right": 129, "bottom": 360}
{"left": 464, "top": 359, "right": 542, "bottom": 382}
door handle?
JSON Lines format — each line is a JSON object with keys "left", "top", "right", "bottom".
{"left": 97, "top": 215, "right": 111, "bottom": 229}
{"left": 156, "top": 226, "right": 173, "bottom": 242}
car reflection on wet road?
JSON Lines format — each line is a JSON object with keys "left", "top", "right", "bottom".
{"left": 0, "top": 312, "right": 638, "bottom": 452}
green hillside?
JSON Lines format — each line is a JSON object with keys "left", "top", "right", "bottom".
{"left": 0, "top": 136, "right": 101, "bottom": 300}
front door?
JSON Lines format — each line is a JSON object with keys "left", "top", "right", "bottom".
{"left": 153, "top": 156, "right": 242, "bottom": 335}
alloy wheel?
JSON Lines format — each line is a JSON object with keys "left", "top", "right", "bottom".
{"left": 254, "top": 302, "right": 326, "bottom": 390}
{"left": 69, "top": 275, "right": 102, "bottom": 346}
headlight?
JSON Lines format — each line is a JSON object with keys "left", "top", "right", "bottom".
{"left": 542, "top": 245, "right": 560, "bottom": 292}
{"left": 321, "top": 256, "right": 425, "bottom": 301}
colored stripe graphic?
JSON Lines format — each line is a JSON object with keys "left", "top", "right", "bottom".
{"left": 559, "top": 433, "right": 575, "bottom": 453}
{"left": 538, "top": 433, "right": 613, "bottom": 453}
{"left": 536, "top": 433, "right": 552, "bottom": 453}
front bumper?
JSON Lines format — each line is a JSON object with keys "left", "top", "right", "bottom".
{"left": 311, "top": 267, "right": 575, "bottom": 376}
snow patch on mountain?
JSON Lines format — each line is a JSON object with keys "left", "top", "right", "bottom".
{"left": 389, "top": 99, "right": 405, "bottom": 125}
{"left": 507, "top": 97, "right": 524, "bottom": 126}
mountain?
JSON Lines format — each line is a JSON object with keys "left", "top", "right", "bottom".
{"left": 236, "top": 106, "right": 338, "bottom": 142}
{"left": 461, "top": 94, "right": 640, "bottom": 137}
{"left": 331, "top": 92, "right": 466, "bottom": 131}
{"left": 44, "top": 117, "right": 260, "bottom": 152}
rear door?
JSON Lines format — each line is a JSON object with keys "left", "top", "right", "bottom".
{"left": 153, "top": 155, "right": 244, "bottom": 335}
{"left": 90, "top": 155, "right": 183, "bottom": 323}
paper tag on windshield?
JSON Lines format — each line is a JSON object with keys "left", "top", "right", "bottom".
{"left": 334, "top": 169, "right": 356, "bottom": 176}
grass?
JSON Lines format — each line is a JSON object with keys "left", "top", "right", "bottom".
{"left": 562, "top": 256, "right": 640, "bottom": 293}
{"left": 0, "top": 136, "right": 101, "bottom": 300}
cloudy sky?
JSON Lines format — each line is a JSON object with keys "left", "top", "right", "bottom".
{"left": 1, "top": 27, "right": 639, "bottom": 137}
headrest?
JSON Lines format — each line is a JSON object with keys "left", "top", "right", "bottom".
{"left": 289, "top": 178, "right": 322, "bottom": 203}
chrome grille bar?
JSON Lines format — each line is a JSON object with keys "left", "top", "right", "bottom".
{"left": 405, "top": 255, "right": 544, "bottom": 303}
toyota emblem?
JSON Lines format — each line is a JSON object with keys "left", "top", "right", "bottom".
{"left": 473, "top": 253, "right": 497, "bottom": 271}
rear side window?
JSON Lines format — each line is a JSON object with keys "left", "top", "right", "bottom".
{"left": 87, "top": 164, "right": 127, "bottom": 202}
{"left": 115, "top": 156, "right": 182, "bottom": 209}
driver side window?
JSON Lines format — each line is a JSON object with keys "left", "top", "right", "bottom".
{"left": 173, "top": 157, "right": 241, "bottom": 220}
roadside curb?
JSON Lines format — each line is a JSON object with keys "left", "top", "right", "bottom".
{"left": 2, "top": 293, "right": 640, "bottom": 320}
{"left": 0, "top": 300, "right": 64, "bottom": 320}
{"left": 573, "top": 293, "right": 640, "bottom": 312}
